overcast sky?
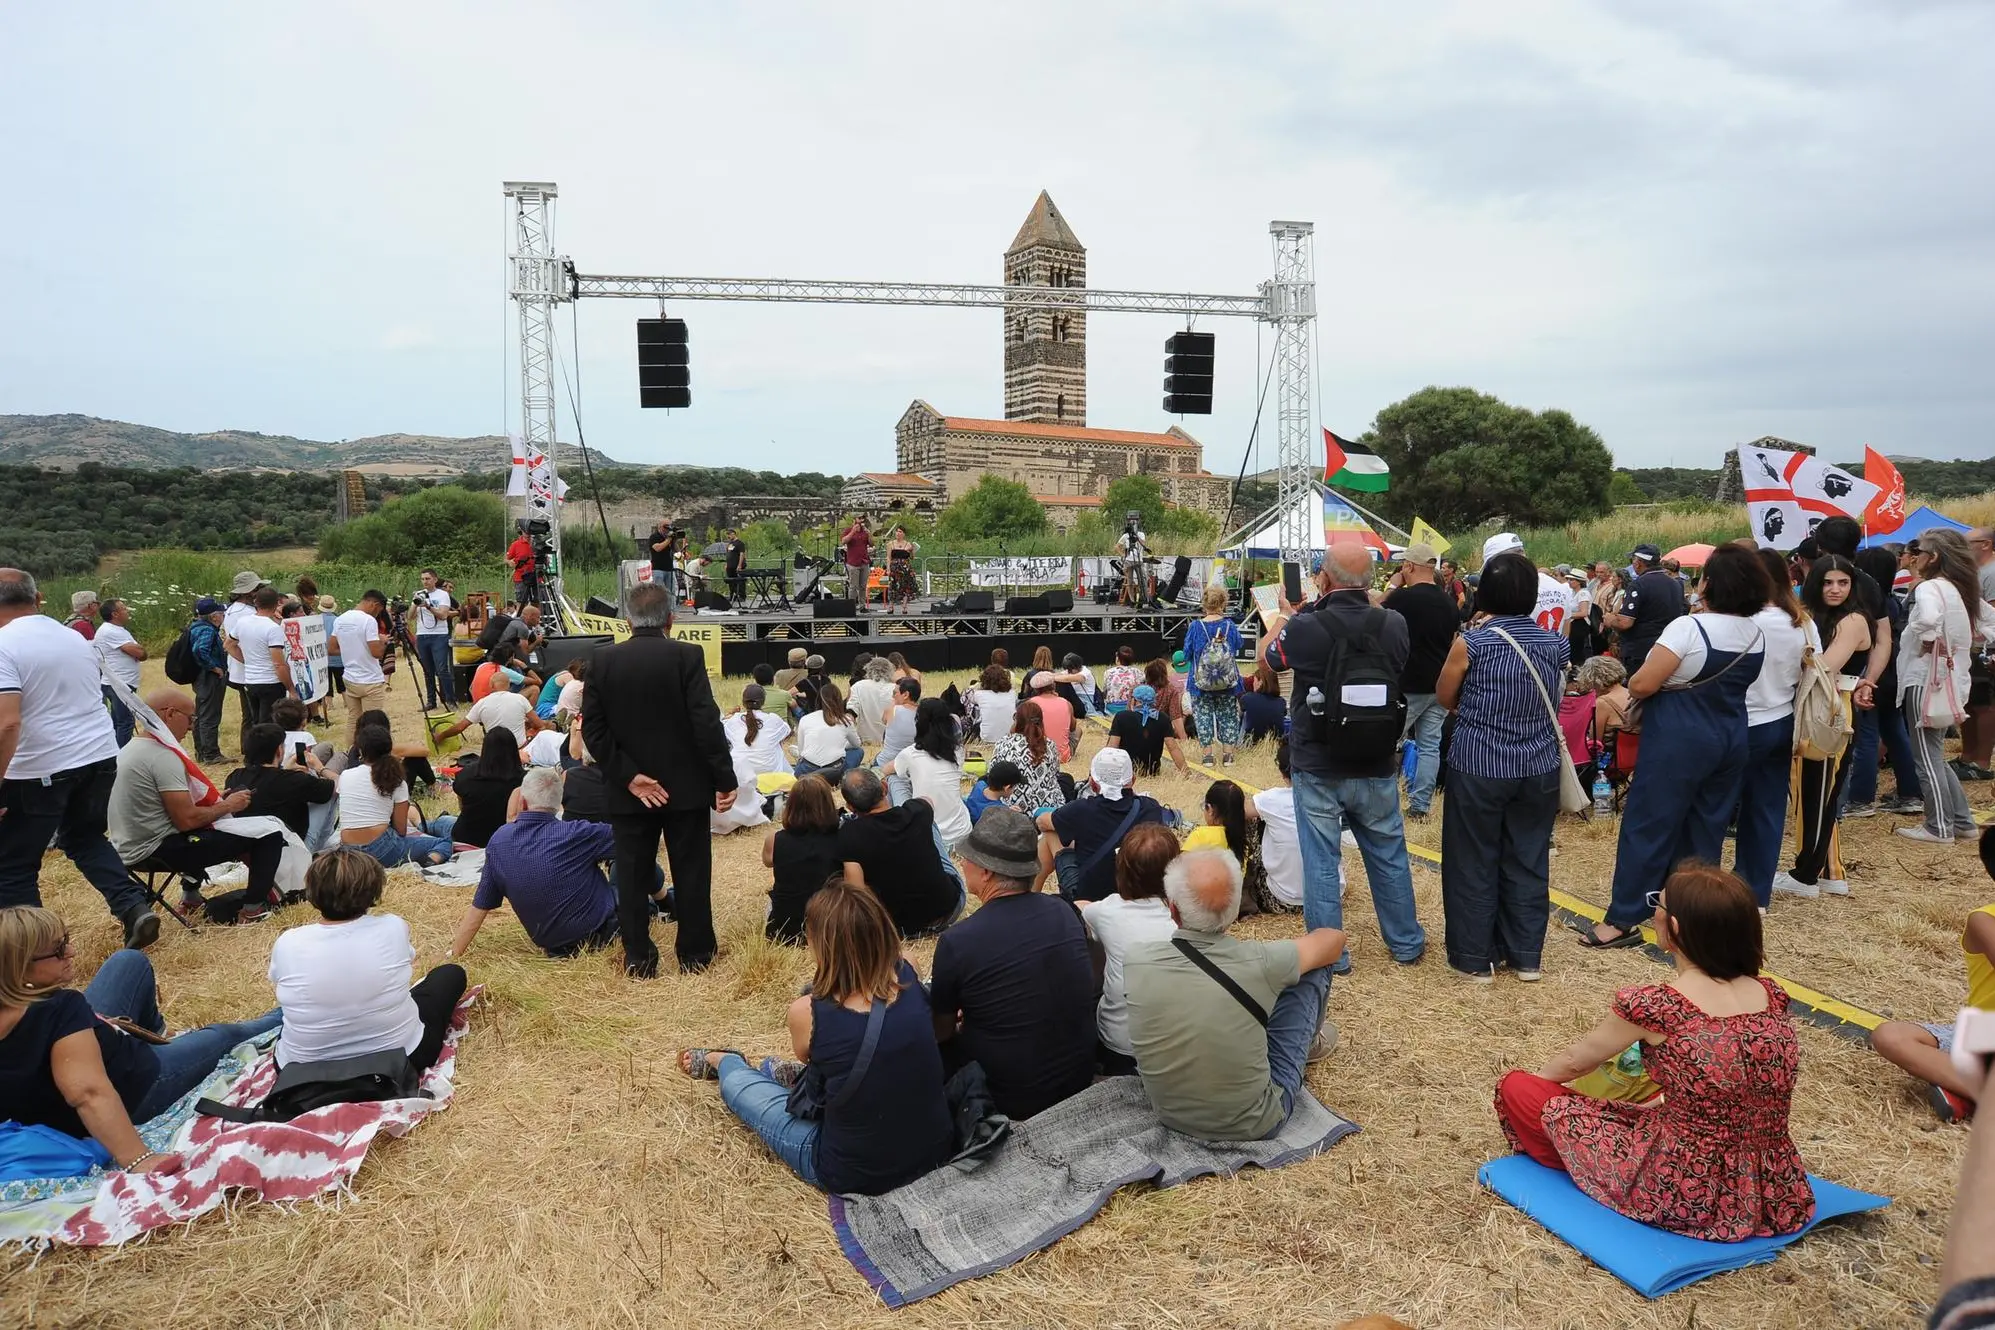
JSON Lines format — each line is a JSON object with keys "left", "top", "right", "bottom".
{"left": 4, "top": 0, "right": 1990, "bottom": 475}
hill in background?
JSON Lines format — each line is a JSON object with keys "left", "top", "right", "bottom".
{"left": 0, "top": 413, "right": 623, "bottom": 474}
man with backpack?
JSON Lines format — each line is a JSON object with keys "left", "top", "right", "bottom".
{"left": 185, "top": 598, "right": 230, "bottom": 763}
{"left": 1260, "top": 543, "right": 1427, "bottom": 971}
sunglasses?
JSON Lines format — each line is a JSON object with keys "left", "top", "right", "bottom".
{"left": 30, "top": 934, "right": 72, "bottom": 962}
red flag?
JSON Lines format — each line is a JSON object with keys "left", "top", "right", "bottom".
{"left": 1862, "top": 445, "right": 1908, "bottom": 534}
{"left": 1322, "top": 428, "right": 1348, "bottom": 483}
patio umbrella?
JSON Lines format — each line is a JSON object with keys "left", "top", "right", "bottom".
{"left": 702, "top": 541, "right": 729, "bottom": 559}
{"left": 1665, "top": 542, "right": 1716, "bottom": 567}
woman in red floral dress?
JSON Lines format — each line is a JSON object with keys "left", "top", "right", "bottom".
{"left": 1494, "top": 863, "right": 1815, "bottom": 1241}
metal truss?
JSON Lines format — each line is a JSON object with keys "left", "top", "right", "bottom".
{"left": 569, "top": 273, "right": 1270, "bottom": 319}
{"left": 504, "top": 181, "right": 567, "bottom": 610}
{"left": 1267, "top": 222, "right": 1318, "bottom": 568}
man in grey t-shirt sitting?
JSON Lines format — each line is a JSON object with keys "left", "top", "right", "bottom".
{"left": 1123, "top": 849, "right": 1345, "bottom": 1140}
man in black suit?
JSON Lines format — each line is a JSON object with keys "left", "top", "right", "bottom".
{"left": 580, "top": 581, "right": 735, "bottom": 976}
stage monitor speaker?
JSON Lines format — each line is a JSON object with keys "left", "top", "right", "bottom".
{"left": 695, "top": 591, "right": 732, "bottom": 611}
{"left": 1161, "top": 556, "right": 1193, "bottom": 603}
{"left": 1005, "top": 595, "right": 1049, "bottom": 615}
{"left": 958, "top": 590, "right": 995, "bottom": 613}
{"left": 1042, "top": 589, "right": 1075, "bottom": 612}
{"left": 812, "top": 598, "right": 857, "bottom": 619}
{"left": 584, "top": 595, "right": 621, "bottom": 618}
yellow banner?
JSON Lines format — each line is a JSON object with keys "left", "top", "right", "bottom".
{"left": 563, "top": 610, "right": 721, "bottom": 676}
{"left": 1410, "top": 516, "right": 1452, "bottom": 556}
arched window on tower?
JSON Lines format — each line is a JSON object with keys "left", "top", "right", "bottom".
{"left": 1057, "top": 393, "right": 1066, "bottom": 421}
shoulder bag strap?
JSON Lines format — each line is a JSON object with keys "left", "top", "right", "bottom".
{"left": 1171, "top": 937, "right": 1269, "bottom": 1027}
{"left": 1077, "top": 797, "right": 1146, "bottom": 881}
{"left": 1485, "top": 625, "right": 1563, "bottom": 739}
{"left": 825, "top": 998, "right": 887, "bottom": 1114}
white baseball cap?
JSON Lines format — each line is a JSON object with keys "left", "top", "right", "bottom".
{"left": 1482, "top": 532, "right": 1524, "bottom": 562}
{"left": 1090, "top": 747, "right": 1134, "bottom": 801}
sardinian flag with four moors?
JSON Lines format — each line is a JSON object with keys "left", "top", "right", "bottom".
{"left": 1742, "top": 446, "right": 1879, "bottom": 550}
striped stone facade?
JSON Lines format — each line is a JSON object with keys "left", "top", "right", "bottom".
{"left": 1002, "top": 192, "right": 1087, "bottom": 425}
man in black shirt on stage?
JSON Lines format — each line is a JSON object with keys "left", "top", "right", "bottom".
{"left": 723, "top": 528, "right": 748, "bottom": 603}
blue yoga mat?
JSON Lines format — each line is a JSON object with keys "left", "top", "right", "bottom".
{"left": 1478, "top": 1154, "right": 1890, "bottom": 1298}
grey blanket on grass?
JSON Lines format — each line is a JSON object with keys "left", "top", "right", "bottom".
{"left": 828, "top": 1075, "right": 1358, "bottom": 1307}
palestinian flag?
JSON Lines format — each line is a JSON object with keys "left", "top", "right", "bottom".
{"left": 1323, "top": 429, "right": 1389, "bottom": 493}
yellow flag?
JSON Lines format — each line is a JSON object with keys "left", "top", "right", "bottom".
{"left": 1410, "top": 516, "right": 1452, "bottom": 556}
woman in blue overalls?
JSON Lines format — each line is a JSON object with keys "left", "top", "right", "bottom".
{"left": 1584, "top": 545, "right": 1770, "bottom": 947}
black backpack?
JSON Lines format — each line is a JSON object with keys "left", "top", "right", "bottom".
{"left": 196, "top": 1048, "right": 425, "bottom": 1125}
{"left": 163, "top": 621, "right": 201, "bottom": 685}
{"left": 1301, "top": 607, "right": 1405, "bottom": 765}
{"left": 475, "top": 612, "right": 513, "bottom": 654}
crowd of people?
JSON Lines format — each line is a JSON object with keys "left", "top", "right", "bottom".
{"left": 4, "top": 516, "right": 1995, "bottom": 1321}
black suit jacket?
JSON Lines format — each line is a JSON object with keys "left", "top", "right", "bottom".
{"left": 580, "top": 628, "right": 734, "bottom": 818}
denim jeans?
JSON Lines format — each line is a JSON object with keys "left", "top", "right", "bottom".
{"left": 1402, "top": 693, "right": 1447, "bottom": 814}
{"left": 1438, "top": 768, "right": 1558, "bottom": 973}
{"left": 1290, "top": 770, "right": 1426, "bottom": 968}
{"left": 1734, "top": 716, "right": 1794, "bottom": 908}
{"left": 1263, "top": 967, "right": 1332, "bottom": 1133}
{"left": 86, "top": 950, "right": 284, "bottom": 1122}
{"left": 715, "top": 1053, "right": 822, "bottom": 1187}
{"left": 0, "top": 758, "right": 145, "bottom": 919}
{"left": 885, "top": 772, "right": 912, "bottom": 807}
{"left": 104, "top": 688, "right": 135, "bottom": 749}
{"left": 1842, "top": 703, "right": 1881, "bottom": 809}
{"left": 414, "top": 634, "right": 456, "bottom": 709}
{"left": 354, "top": 827, "right": 455, "bottom": 867}
{"left": 192, "top": 669, "right": 228, "bottom": 759}
{"left": 793, "top": 747, "right": 864, "bottom": 780}
{"left": 1847, "top": 690, "right": 1923, "bottom": 806}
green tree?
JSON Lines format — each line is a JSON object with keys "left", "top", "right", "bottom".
{"left": 1607, "top": 472, "right": 1649, "bottom": 505}
{"left": 1361, "top": 386, "right": 1614, "bottom": 531}
{"left": 1101, "top": 474, "right": 1167, "bottom": 534}
{"left": 317, "top": 485, "right": 507, "bottom": 570}
{"left": 935, "top": 476, "right": 1047, "bottom": 542}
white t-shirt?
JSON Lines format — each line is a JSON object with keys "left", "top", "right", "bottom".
{"left": 283, "top": 729, "right": 318, "bottom": 763}
{"left": 1745, "top": 606, "right": 1820, "bottom": 727}
{"left": 223, "top": 600, "right": 254, "bottom": 684}
{"left": 555, "top": 678, "right": 585, "bottom": 719}
{"left": 235, "top": 614, "right": 287, "bottom": 686}
{"left": 331, "top": 608, "right": 385, "bottom": 685}
{"left": 413, "top": 589, "right": 453, "bottom": 636}
{"left": 92, "top": 622, "right": 143, "bottom": 691}
{"left": 967, "top": 688, "right": 1016, "bottom": 744}
{"left": 724, "top": 710, "right": 792, "bottom": 775}
{"left": 523, "top": 729, "right": 565, "bottom": 767}
{"left": 268, "top": 913, "right": 422, "bottom": 1066}
{"left": 1250, "top": 786, "right": 1305, "bottom": 908}
{"left": 1533, "top": 573, "right": 1579, "bottom": 636}
{"left": 1654, "top": 612, "right": 1766, "bottom": 688}
{"left": 336, "top": 765, "right": 408, "bottom": 833}
{"left": 794, "top": 711, "right": 858, "bottom": 766}
{"left": 847, "top": 678, "right": 895, "bottom": 745}
{"left": 897, "top": 748, "right": 970, "bottom": 847}
{"left": 1082, "top": 894, "right": 1177, "bottom": 1055}
{"left": 0, "top": 614, "right": 119, "bottom": 778}
{"left": 465, "top": 690, "right": 532, "bottom": 744}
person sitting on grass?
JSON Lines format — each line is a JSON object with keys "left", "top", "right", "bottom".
{"left": 883, "top": 698, "right": 971, "bottom": 853}
{"left": 1100, "top": 645, "right": 1141, "bottom": 715}
{"left": 447, "top": 728, "right": 523, "bottom": 850}
{"left": 1240, "top": 663, "right": 1288, "bottom": 744}
{"left": 1245, "top": 740, "right": 1305, "bottom": 912}
{"left": 1184, "top": 779, "right": 1248, "bottom": 858}
{"left": 1107, "top": 683, "right": 1174, "bottom": 778}
{"left": 837, "top": 768, "right": 964, "bottom": 938}
{"left": 931, "top": 807, "right": 1098, "bottom": 1121}
{"left": 1079, "top": 822, "right": 1179, "bottom": 1076}
{"left": 224, "top": 721, "right": 335, "bottom": 848}
{"left": 270, "top": 850, "right": 465, "bottom": 1076}
{"left": 963, "top": 759, "right": 1020, "bottom": 826}
{"left": 336, "top": 726, "right": 454, "bottom": 867}
{"left": 678, "top": 877, "right": 956, "bottom": 1195}
{"left": 988, "top": 700, "right": 1066, "bottom": 814}
{"left": 764, "top": 773, "right": 843, "bottom": 945}
{"left": 437, "top": 666, "right": 533, "bottom": 748}
{"left": 1123, "top": 849, "right": 1345, "bottom": 1140}
{"left": 0, "top": 905, "right": 281, "bottom": 1175}
{"left": 791, "top": 682, "right": 861, "bottom": 779}
{"left": 1493, "top": 863, "right": 1814, "bottom": 1240}
{"left": 1035, "top": 747, "right": 1167, "bottom": 904}
{"left": 447, "top": 768, "right": 624, "bottom": 960}
{"left": 1871, "top": 828, "right": 1995, "bottom": 1123}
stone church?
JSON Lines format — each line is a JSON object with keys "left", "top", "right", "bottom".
{"left": 841, "top": 192, "right": 1232, "bottom": 527}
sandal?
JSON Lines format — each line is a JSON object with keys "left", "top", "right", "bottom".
{"left": 1575, "top": 923, "right": 1645, "bottom": 950}
{"left": 678, "top": 1048, "right": 739, "bottom": 1079}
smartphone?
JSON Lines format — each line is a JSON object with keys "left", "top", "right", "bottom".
{"left": 1281, "top": 561, "right": 1303, "bottom": 605}
{"left": 294, "top": 742, "right": 308, "bottom": 765}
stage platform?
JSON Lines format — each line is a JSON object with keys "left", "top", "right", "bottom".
{"left": 676, "top": 597, "right": 1217, "bottom": 675}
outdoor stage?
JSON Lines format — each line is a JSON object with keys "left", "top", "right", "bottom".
{"left": 672, "top": 596, "right": 1213, "bottom": 675}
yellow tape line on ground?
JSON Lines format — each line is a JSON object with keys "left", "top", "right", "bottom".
{"left": 1088, "top": 712, "right": 1885, "bottom": 1037}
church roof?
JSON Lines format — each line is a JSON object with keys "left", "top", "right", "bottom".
{"left": 854, "top": 472, "right": 942, "bottom": 487}
{"left": 1008, "top": 190, "right": 1083, "bottom": 255}
{"left": 939, "top": 415, "right": 1198, "bottom": 448}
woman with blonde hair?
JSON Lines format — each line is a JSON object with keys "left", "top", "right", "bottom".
{"left": 1898, "top": 528, "right": 1995, "bottom": 844}
{"left": 678, "top": 878, "right": 954, "bottom": 1193}
{"left": 0, "top": 907, "right": 280, "bottom": 1172}
{"left": 1182, "top": 582, "right": 1245, "bottom": 766}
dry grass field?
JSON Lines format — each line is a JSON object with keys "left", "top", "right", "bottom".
{"left": 5, "top": 661, "right": 1991, "bottom": 1330}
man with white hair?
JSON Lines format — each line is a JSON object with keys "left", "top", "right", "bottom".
{"left": 1034, "top": 746, "right": 1167, "bottom": 903}
{"left": 1123, "top": 849, "right": 1346, "bottom": 1140}
{"left": 448, "top": 766, "right": 620, "bottom": 958}
{"left": 1259, "top": 542, "right": 1426, "bottom": 969}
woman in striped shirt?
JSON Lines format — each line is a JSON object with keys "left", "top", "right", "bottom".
{"left": 1435, "top": 552, "right": 1571, "bottom": 982}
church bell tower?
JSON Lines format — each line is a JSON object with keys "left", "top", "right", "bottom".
{"left": 1002, "top": 191, "right": 1086, "bottom": 425}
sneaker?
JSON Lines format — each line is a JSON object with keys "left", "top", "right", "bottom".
{"left": 122, "top": 911, "right": 160, "bottom": 952}
{"left": 1896, "top": 826, "right": 1956, "bottom": 844}
{"left": 1820, "top": 878, "right": 1850, "bottom": 896}
{"left": 1842, "top": 801, "right": 1878, "bottom": 819}
{"left": 1307, "top": 1019, "right": 1340, "bottom": 1063}
{"left": 1771, "top": 871, "right": 1819, "bottom": 899}
{"left": 1882, "top": 798, "right": 1925, "bottom": 816}
{"left": 1456, "top": 965, "right": 1495, "bottom": 985}
{"left": 1932, "top": 1084, "right": 1977, "bottom": 1124}
{"left": 1514, "top": 969, "right": 1543, "bottom": 983}
{"left": 1951, "top": 760, "right": 1993, "bottom": 782}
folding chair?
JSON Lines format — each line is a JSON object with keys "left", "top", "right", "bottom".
{"left": 124, "top": 855, "right": 203, "bottom": 932}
